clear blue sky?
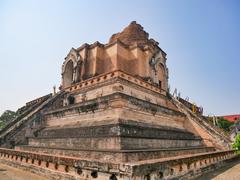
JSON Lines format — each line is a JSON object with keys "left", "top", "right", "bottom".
{"left": 0, "top": 0, "right": 239, "bottom": 116}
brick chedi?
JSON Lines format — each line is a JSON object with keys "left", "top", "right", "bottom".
{"left": 15, "top": 21, "right": 214, "bottom": 162}
{"left": 0, "top": 21, "right": 234, "bottom": 180}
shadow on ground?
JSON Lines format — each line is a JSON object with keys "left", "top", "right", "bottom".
{"left": 196, "top": 156, "right": 240, "bottom": 180}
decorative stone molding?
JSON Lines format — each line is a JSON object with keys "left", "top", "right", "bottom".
{"left": 63, "top": 70, "right": 167, "bottom": 96}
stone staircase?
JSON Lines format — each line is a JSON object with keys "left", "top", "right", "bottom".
{"left": 0, "top": 92, "right": 63, "bottom": 148}
{"left": 171, "top": 96, "right": 232, "bottom": 150}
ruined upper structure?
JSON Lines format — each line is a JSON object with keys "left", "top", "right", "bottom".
{"left": 61, "top": 21, "right": 168, "bottom": 92}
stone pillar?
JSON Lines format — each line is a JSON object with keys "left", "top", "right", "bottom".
{"left": 72, "top": 63, "right": 78, "bottom": 83}
{"left": 80, "top": 48, "right": 88, "bottom": 80}
{"left": 75, "top": 61, "right": 81, "bottom": 82}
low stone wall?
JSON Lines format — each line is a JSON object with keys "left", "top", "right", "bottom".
{"left": 16, "top": 145, "right": 214, "bottom": 163}
{"left": 130, "top": 150, "right": 237, "bottom": 179}
{"left": 0, "top": 148, "right": 236, "bottom": 180}
{"left": 0, "top": 147, "right": 120, "bottom": 180}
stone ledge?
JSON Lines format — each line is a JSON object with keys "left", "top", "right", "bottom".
{"left": 44, "top": 92, "right": 184, "bottom": 117}
{"left": 17, "top": 145, "right": 214, "bottom": 153}
{"left": 63, "top": 70, "right": 166, "bottom": 95}
{"left": 15, "top": 145, "right": 215, "bottom": 163}
{"left": 37, "top": 123, "right": 200, "bottom": 140}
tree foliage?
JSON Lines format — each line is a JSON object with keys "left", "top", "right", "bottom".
{"left": 217, "top": 117, "right": 234, "bottom": 132}
{"left": 232, "top": 134, "right": 240, "bottom": 154}
{"left": 0, "top": 110, "right": 17, "bottom": 129}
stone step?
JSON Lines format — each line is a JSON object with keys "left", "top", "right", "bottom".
{"left": 0, "top": 94, "right": 52, "bottom": 139}
{"left": 171, "top": 96, "right": 232, "bottom": 149}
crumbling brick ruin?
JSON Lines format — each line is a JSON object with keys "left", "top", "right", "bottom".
{"left": 0, "top": 21, "right": 235, "bottom": 180}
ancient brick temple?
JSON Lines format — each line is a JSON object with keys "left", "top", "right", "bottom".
{"left": 0, "top": 22, "right": 236, "bottom": 179}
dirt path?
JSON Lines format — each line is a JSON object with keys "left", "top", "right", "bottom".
{"left": 0, "top": 163, "right": 47, "bottom": 180}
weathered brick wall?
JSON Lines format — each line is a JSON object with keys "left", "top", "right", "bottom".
{"left": 0, "top": 147, "right": 237, "bottom": 180}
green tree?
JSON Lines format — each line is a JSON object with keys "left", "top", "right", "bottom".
{"left": 0, "top": 110, "right": 17, "bottom": 129}
{"left": 217, "top": 117, "right": 234, "bottom": 132}
{"left": 232, "top": 134, "right": 240, "bottom": 155}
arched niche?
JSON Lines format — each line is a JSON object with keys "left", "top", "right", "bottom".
{"left": 63, "top": 60, "right": 74, "bottom": 88}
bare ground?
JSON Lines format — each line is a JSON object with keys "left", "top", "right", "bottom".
{"left": 0, "top": 163, "right": 47, "bottom": 180}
